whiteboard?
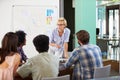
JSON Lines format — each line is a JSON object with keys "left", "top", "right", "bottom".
{"left": 12, "top": 5, "right": 59, "bottom": 57}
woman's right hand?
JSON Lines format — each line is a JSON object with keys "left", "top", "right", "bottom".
{"left": 55, "top": 44, "right": 61, "bottom": 48}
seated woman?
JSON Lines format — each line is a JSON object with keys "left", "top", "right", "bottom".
{"left": 0, "top": 32, "right": 21, "bottom": 80}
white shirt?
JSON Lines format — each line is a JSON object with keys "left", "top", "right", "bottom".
{"left": 17, "top": 52, "right": 59, "bottom": 80}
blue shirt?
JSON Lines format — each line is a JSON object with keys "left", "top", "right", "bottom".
{"left": 65, "top": 44, "right": 103, "bottom": 80}
{"left": 48, "top": 27, "right": 70, "bottom": 57}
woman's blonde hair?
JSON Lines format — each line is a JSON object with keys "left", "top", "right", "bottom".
{"left": 57, "top": 17, "right": 67, "bottom": 27}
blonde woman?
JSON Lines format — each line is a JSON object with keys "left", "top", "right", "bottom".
{"left": 48, "top": 17, "right": 71, "bottom": 58}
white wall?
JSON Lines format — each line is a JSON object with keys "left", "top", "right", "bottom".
{"left": 0, "top": 0, "right": 59, "bottom": 58}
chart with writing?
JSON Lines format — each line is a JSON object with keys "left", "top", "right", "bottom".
{"left": 12, "top": 5, "right": 59, "bottom": 57}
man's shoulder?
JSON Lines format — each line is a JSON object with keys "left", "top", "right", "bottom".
{"left": 84, "top": 44, "right": 100, "bottom": 48}
{"left": 73, "top": 44, "right": 99, "bottom": 52}
{"left": 89, "top": 44, "right": 100, "bottom": 49}
{"left": 48, "top": 53, "right": 59, "bottom": 60}
{"left": 27, "top": 54, "right": 41, "bottom": 61}
{"left": 73, "top": 47, "right": 80, "bottom": 51}
{"left": 72, "top": 47, "right": 82, "bottom": 54}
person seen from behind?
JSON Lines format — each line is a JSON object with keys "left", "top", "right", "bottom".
{"left": 15, "top": 30, "right": 28, "bottom": 64}
{"left": 0, "top": 32, "right": 21, "bottom": 80}
{"left": 60, "top": 30, "right": 103, "bottom": 80}
{"left": 17, "top": 34, "right": 59, "bottom": 80}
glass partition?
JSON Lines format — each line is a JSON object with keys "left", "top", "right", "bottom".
{"left": 96, "top": 2, "right": 120, "bottom": 60}
{"left": 109, "top": 9, "right": 119, "bottom": 39}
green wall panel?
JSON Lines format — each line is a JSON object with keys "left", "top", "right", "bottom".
{"left": 75, "top": 0, "right": 96, "bottom": 47}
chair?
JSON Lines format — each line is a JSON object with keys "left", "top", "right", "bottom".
{"left": 89, "top": 76, "right": 120, "bottom": 80}
{"left": 41, "top": 75, "right": 70, "bottom": 80}
{"left": 94, "top": 65, "right": 111, "bottom": 79}
{"left": 110, "top": 40, "right": 119, "bottom": 60}
{"left": 96, "top": 39, "right": 108, "bottom": 53}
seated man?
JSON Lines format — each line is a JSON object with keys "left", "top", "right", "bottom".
{"left": 16, "top": 35, "right": 59, "bottom": 80}
{"left": 60, "top": 30, "right": 103, "bottom": 80}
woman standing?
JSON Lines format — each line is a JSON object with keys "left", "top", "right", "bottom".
{"left": 48, "top": 17, "right": 71, "bottom": 58}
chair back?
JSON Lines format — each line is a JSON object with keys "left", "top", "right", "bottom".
{"left": 41, "top": 75, "right": 70, "bottom": 80}
{"left": 94, "top": 65, "right": 111, "bottom": 78}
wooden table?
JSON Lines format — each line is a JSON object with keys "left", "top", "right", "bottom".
{"left": 88, "top": 76, "right": 120, "bottom": 80}
{"left": 15, "top": 60, "right": 118, "bottom": 80}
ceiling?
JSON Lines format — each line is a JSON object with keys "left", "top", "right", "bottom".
{"left": 97, "top": 0, "right": 120, "bottom": 7}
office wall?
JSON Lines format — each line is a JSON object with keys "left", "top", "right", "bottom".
{"left": 75, "top": 0, "right": 96, "bottom": 47}
{"left": 0, "top": 0, "right": 96, "bottom": 57}
{"left": 0, "top": 0, "right": 59, "bottom": 58}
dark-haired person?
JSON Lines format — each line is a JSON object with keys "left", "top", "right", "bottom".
{"left": 15, "top": 30, "right": 28, "bottom": 63}
{"left": 17, "top": 35, "right": 59, "bottom": 80}
{"left": 0, "top": 32, "right": 21, "bottom": 80}
{"left": 61, "top": 30, "right": 103, "bottom": 80}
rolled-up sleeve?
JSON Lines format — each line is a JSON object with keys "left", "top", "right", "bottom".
{"left": 64, "top": 28, "right": 70, "bottom": 42}
{"left": 65, "top": 50, "right": 80, "bottom": 68}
